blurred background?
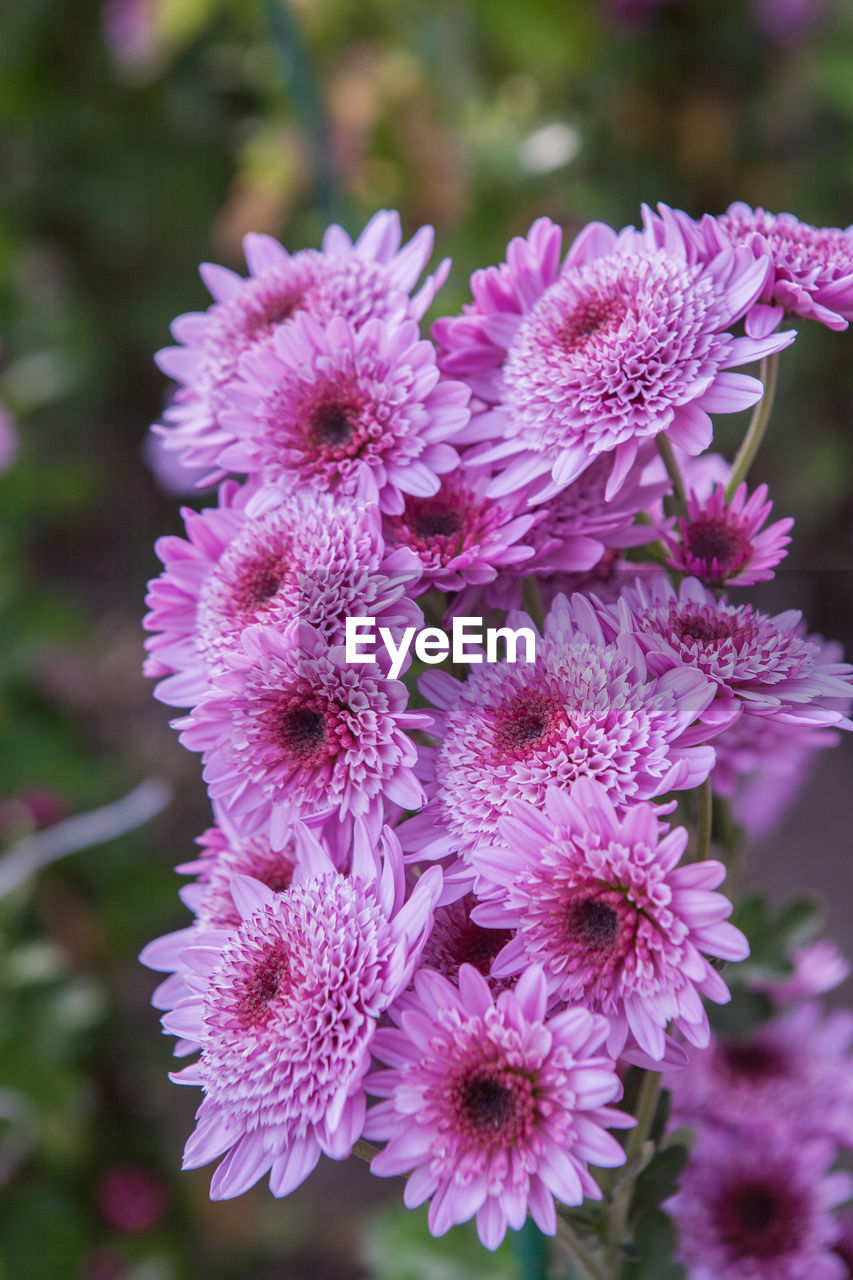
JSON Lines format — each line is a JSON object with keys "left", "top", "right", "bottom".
{"left": 1, "top": 0, "right": 853, "bottom": 1276}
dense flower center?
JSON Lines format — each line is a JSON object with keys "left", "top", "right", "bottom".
{"left": 494, "top": 690, "right": 560, "bottom": 758}
{"left": 558, "top": 292, "right": 627, "bottom": 353}
{"left": 243, "top": 288, "right": 305, "bottom": 341}
{"left": 683, "top": 516, "right": 750, "bottom": 576}
{"left": 671, "top": 605, "right": 739, "bottom": 647}
{"left": 714, "top": 1176, "right": 804, "bottom": 1259}
{"left": 238, "top": 942, "right": 290, "bottom": 1025}
{"left": 311, "top": 401, "right": 358, "bottom": 451}
{"left": 720, "top": 1041, "right": 786, "bottom": 1082}
{"left": 452, "top": 1065, "right": 534, "bottom": 1148}
{"left": 415, "top": 507, "right": 463, "bottom": 540}
{"left": 566, "top": 898, "right": 621, "bottom": 951}
{"left": 277, "top": 704, "right": 328, "bottom": 755}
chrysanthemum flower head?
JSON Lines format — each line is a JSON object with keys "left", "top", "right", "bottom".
{"left": 665, "top": 482, "right": 793, "bottom": 586}
{"left": 667, "top": 1125, "right": 853, "bottom": 1280}
{"left": 154, "top": 211, "right": 450, "bottom": 477}
{"left": 217, "top": 313, "right": 469, "bottom": 513}
{"left": 365, "top": 964, "right": 633, "bottom": 1249}
{"left": 382, "top": 467, "right": 537, "bottom": 595}
{"left": 716, "top": 203, "right": 853, "bottom": 334}
{"left": 174, "top": 622, "right": 428, "bottom": 849}
{"left": 668, "top": 1001, "right": 853, "bottom": 1152}
{"left": 438, "top": 215, "right": 793, "bottom": 502}
{"left": 472, "top": 778, "right": 747, "bottom": 1060}
{"left": 158, "top": 841, "right": 442, "bottom": 1200}
{"left": 612, "top": 575, "right": 853, "bottom": 728}
{"left": 402, "top": 592, "right": 716, "bottom": 867}
{"left": 143, "top": 483, "right": 422, "bottom": 707}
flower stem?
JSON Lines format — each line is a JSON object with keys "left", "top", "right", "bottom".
{"left": 606, "top": 1070, "right": 663, "bottom": 1271}
{"left": 725, "top": 352, "right": 780, "bottom": 500}
{"left": 695, "top": 777, "right": 713, "bottom": 862}
{"left": 511, "top": 1218, "right": 551, "bottom": 1280}
{"left": 522, "top": 576, "right": 545, "bottom": 633}
{"left": 656, "top": 436, "right": 687, "bottom": 513}
{"left": 554, "top": 1213, "right": 610, "bottom": 1280}
{"left": 351, "top": 1138, "right": 380, "bottom": 1163}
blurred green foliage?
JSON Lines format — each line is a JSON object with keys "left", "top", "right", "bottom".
{"left": 2, "top": 0, "right": 853, "bottom": 1275}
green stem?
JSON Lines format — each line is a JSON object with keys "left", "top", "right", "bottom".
{"left": 657, "top": 436, "right": 687, "bottom": 514}
{"left": 522, "top": 576, "right": 545, "bottom": 633}
{"left": 725, "top": 352, "right": 780, "bottom": 500}
{"left": 512, "top": 1218, "right": 551, "bottom": 1280}
{"left": 260, "top": 0, "right": 337, "bottom": 212}
{"left": 554, "top": 1213, "right": 610, "bottom": 1280}
{"left": 695, "top": 778, "right": 712, "bottom": 862}
{"left": 351, "top": 1138, "right": 380, "bottom": 1163}
{"left": 606, "top": 1071, "right": 662, "bottom": 1271}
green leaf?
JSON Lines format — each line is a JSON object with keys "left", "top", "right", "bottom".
{"left": 361, "top": 1202, "right": 518, "bottom": 1280}
{"left": 621, "top": 1210, "right": 686, "bottom": 1280}
{"left": 630, "top": 1146, "right": 688, "bottom": 1221}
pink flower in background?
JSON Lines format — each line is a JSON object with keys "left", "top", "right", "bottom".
{"left": 365, "top": 965, "right": 632, "bottom": 1248}
{"left": 667, "top": 1127, "right": 852, "bottom": 1280}
{"left": 95, "top": 1165, "right": 166, "bottom": 1234}
{"left": 218, "top": 314, "right": 468, "bottom": 512}
{"left": 402, "top": 593, "right": 716, "bottom": 867}
{"left": 154, "top": 211, "right": 450, "bottom": 477}
{"left": 161, "top": 851, "right": 442, "bottom": 1200}
{"left": 143, "top": 483, "right": 421, "bottom": 706}
{"left": 472, "top": 779, "right": 747, "bottom": 1060}
{"left": 763, "top": 939, "right": 851, "bottom": 1004}
{"left": 439, "top": 215, "right": 792, "bottom": 502}
{"left": 665, "top": 482, "right": 793, "bottom": 586}
{"left": 418, "top": 893, "right": 515, "bottom": 992}
{"left": 716, "top": 203, "right": 853, "bottom": 333}
{"left": 711, "top": 706, "right": 843, "bottom": 838}
{"left": 612, "top": 575, "right": 853, "bottom": 728}
{"left": 480, "top": 453, "right": 669, "bottom": 612}
{"left": 382, "top": 468, "right": 537, "bottom": 595}
{"left": 668, "top": 1002, "right": 853, "bottom": 1152}
{"left": 174, "top": 623, "right": 428, "bottom": 848}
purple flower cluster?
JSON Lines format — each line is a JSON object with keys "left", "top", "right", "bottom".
{"left": 141, "top": 204, "right": 853, "bottom": 1260}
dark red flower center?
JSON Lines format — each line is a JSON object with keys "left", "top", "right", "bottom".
{"left": 566, "top": 898, "right": 621, "bottom": 951}
{"left": 257, "top": 860, "right": 295, "bottom": 895}
{"left": 276, "top": 704, "right": 328, "bottom": 756}
{"left": 245, "top": 289, "right": 304, "bottom": 340}
{"left": 559, "top": 293, "right": 627, "bottom": 354}
{"left": 415, "top": 507, "right": 463, "bottom": 541}
{"left": 452, "top": 1065, "right": 534, "bottom": 1149}
{"left": 494, "top": 690, "right": 559, "bottom": 758}
{"left": 714, "top": 1176, "right": 804, "bottom": 1259}
{"left": 671, "top": 606, "right": 738, "bottom": 647}
{"left": 239, "top": 943, "right": 290, "bottom": 1024}
{"left": 720, "top": 1041, "right": 785, "bottom": 1082}
{"left": 683, "top": 515, "right": 750, "bottom": 579}
{"left": 231, "top": 551, "right": 289, "bottom": 616}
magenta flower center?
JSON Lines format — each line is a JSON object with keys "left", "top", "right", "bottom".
{"left": 719, "top": 1041, "right": 786, "bottom": 1082}
{"left": 237, "top": 942, "right": 290, "bottom": 1025}
{"left": 682, "top": 514, "right": 751, "bottom": 579}
{"left": 310, "top": 399, "right": 360, "bottom": 453}
{"left": 566, "top": 897, "right": 621, "bottom": 951}
{"left": 713, "top": 1176, "right": 804, "bottom": 1259}
{"left": 562, "top": 886, "right": 635, "bottom": 973}
{"left": 232, "top": 552, "right": 290, "bottom": 615}
{"left": 453, "top": 1065, "right": 534, "bottom": 1148}
{"left": 671, "top": 605, "right": 740, "bottom": 647}
{"left": 267, "top": 693, "right": 340, "bottom": 767}
{"left": 243, "top": 287, "right": 305, "bottom": 341}
{"left": 558, "top": 292, "right": 627, "bottom": 354}
{"left": 494, "top": 690, "right": 560, "bottom": 758}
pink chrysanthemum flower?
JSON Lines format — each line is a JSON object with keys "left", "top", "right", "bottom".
{"left": 716, "top": 203, "right": 853, "bottom": 334}
{"left": 418, "top": 893, "right": 515, "bottom": 993}
{"left": 710, "top": 706, "right": 844, "bottom": 838}
{"left": 382, "top": 468, "right": 537, "bottom": 595}
{"left": 157, "top": 838, "right": 442, "bottom": 1200}
{"left": 437, "top": 215, "right": 793, "bottom": 501}
{"left": 665, "top": 482, "right": 793, "bottom": 586}
{"left": 479, "top": 454, "right": 669, "bottom": 612}
{"left": 174, "top": 622, "right": 428, "bottom": 849}
{"left": 154, "top": 211, "right": 449, "bottom": 478}
{"left": 668, "top": 1002, "right": 853, "bottom": 1152}
{"left": 612, "top": 575, "right": 853, "bottom": 728}
{"left": 365, "top": 964, "right": 633, "bottom": 1249}
{"left": 762, "top": 939, "right": 851, "bottom": 1004}
{"left": 217, "top": 313, "right": 469, "bottom": 514}
{"left": 401, "top": 593, "right": 716, "bottom": 867}
{"left": 472, "top": 779, "right": 747, "bottom": 1061}
{"left": 143, "top": 483, "right": 421, "bottom": 707}
{"left": 667, "top": 1127, "right": 853, "bottom": 1280}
